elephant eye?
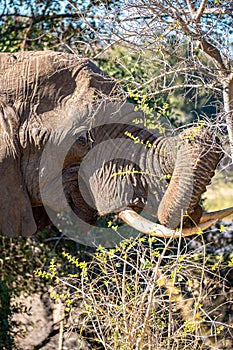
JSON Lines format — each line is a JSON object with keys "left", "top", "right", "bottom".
{"left": 76, "top": 136, "right": 87, "bottom": 147}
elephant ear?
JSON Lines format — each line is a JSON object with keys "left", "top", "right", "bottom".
{"left": 0, "top": 101, "right": 37, "bottom": 237}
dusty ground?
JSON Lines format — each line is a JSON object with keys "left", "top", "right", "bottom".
{"left": 12, "top": 293, "right": 91, "bottom": 350}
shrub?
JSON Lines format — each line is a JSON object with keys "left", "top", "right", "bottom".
{"left": 35, "top": 234, "right": 233, "bottom": 350}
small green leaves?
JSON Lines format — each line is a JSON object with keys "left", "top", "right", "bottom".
{"left": 228, "top": 257, "right": 233, "bottom": 267}
{"left": 183, "top": 320, "right": 200, "bottom": 334}
{"left": 34, "top": 258, "right": 57, "bottom": 279}
{"left": 107, "top": 221, "right": 119, "bottom": 231}
{"left": 219, "top": 225, "right": 227, "bottom": 232}
{"left": 124, "top": 131, "right": 155, "bottom": 149}
{"left": 111, "top": 167, "right": 150, "bottom": 178}
{"left": 62, "top": 252, "right": 80, "bottom": 267}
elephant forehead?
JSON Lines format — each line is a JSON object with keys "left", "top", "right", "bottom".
{"left": 0, "top": 52, "right": 76, "bottom": 101}
{"left": 0, "top": 51, "right": 116, "bottom": 121}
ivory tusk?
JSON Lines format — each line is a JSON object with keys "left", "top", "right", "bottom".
{"left": 181, "top": 219, "right": 217, "bottom": 235}
{"left": 118, "top": 208, "right": 216, "bottom": 238}
{"left": 118, "top": 208, "right": 177, "bottom": 238}
{"left": 200, "top": 206, "right": 233, "bottom": 223}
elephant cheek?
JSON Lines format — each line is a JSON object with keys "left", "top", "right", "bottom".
{"left": 62, "top": 168, "right": 98, "bottom": 225}
{"left": 90, "top": 176, "right": 135, "bottom": 215}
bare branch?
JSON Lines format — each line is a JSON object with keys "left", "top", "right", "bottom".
{"left": 196, "top": 0, "right": 208, "bottom": 21}
{"left": 199, "top": 37, "right": 227, "bottom": 72}
{"left": 223, "top": 73, "right": 233, "bottom": 159}
{"left": 146, "top": 83, "right": 221, "bottom": 97}
{"left": 130, "top": 67, "right": 192, "bottom": 89}
{"left": 203, "top": 7, "right": 233, "bottom": 16}
{"left": 185, "top": 0, "right": 195, "bottom": 18}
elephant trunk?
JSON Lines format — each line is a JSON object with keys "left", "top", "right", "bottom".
{"left": 157, "top": 127, "right": 222, "bottom": 229}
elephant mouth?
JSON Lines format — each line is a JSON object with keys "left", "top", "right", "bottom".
{"left": 118, "top": 207, "right": 233, "bottom": 238}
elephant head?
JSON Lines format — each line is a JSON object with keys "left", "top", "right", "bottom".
{"left": 0, "top": 51, "right": 232, "bottom": 243}
{"left": 75, "top": 108, "right": 228, "bottom": 239}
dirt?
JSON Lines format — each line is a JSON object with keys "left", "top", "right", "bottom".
{"left": 12, "top": 293, "right": 91, "bottom": 350}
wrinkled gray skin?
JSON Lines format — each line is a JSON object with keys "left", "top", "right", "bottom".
{"left": 0, "top": 51, "right": 221, "bottom": 238}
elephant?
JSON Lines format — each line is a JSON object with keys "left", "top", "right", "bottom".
{"left": 0, "top": 50, "right": 232, "bottom": 245}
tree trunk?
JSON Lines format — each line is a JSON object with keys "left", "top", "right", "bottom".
{"left": 223, "top": 74, "right": 233, "bottom": 162}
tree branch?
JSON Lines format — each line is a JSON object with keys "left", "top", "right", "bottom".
{"left": 145, "top": 83, "right": 221, "bottom": 97}
{"left": 130, "top": 67, "right": 192, "bottom": 90}
{"left": 195, "top": 0, "right": 208, "bottom": 21}
{"left": 185, "top": 0, "right": 195, "bottom": 18}
{"left": 199, "top": 37, "right": 227, "bottom": 72}
{"left": 223, "top": 73, "right": 233, "bottom": 160}
{"left": 202, "top": 7, "right": 233, "bottom": 16}
{"left": 0, "top": 12, "right": 86, "bottom": 39}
